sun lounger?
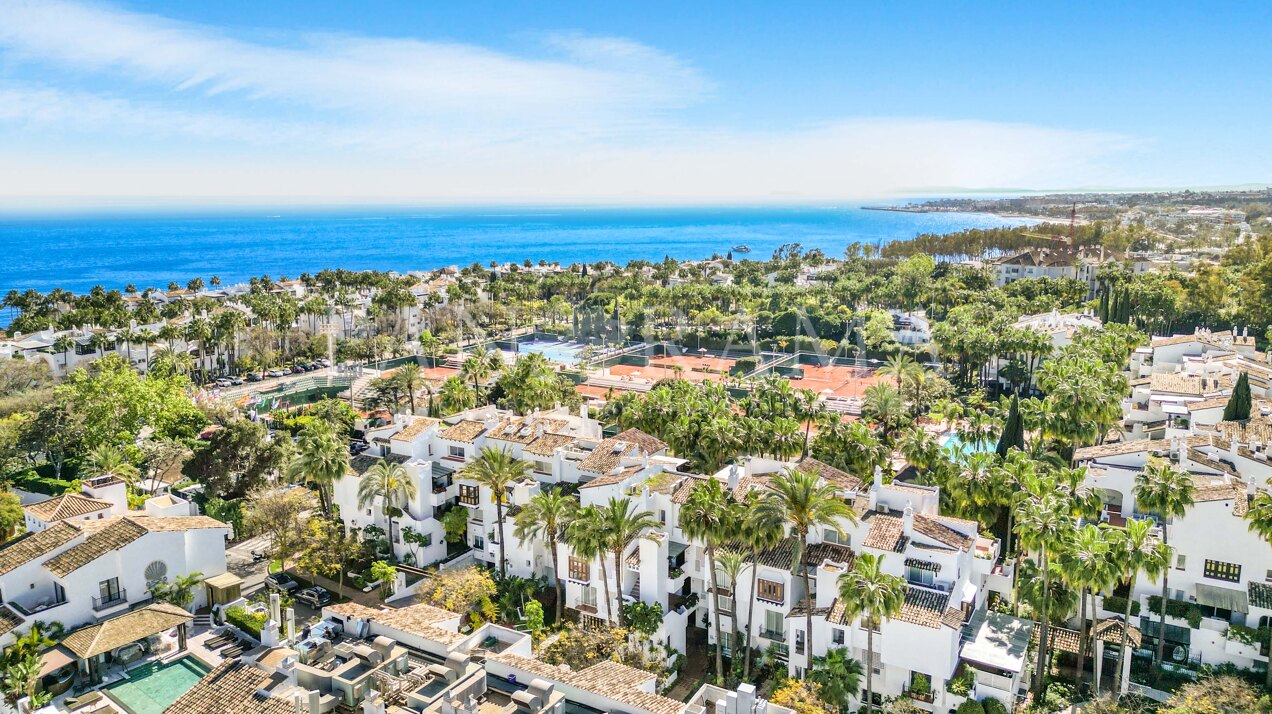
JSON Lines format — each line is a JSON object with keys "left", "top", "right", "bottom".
{"left": 65, "top": 692, "right": 103, "bottom": 712}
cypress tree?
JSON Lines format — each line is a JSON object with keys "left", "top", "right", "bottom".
{"left": 996, "top": 395, "right": 1025, "bottom": 457}
{"left": 1223, "top": 372, "right": 1252, "bottom": 421}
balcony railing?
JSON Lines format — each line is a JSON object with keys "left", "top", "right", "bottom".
{"left": 760, "top": 629, "right": 786, "bottom": 641}
{"left": 93, "top": 589, "right": 127, "bottom": 611}
{"left": 571, "top": 601, "right": 598, "bottom": 615}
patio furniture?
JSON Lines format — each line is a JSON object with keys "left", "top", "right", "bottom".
{"left": 65, "top": 692, "right": 103, "bottom": 712}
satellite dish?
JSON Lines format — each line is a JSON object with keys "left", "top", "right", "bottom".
{"left": 1171, "top": 645, "right": 1186, "bottom": 662}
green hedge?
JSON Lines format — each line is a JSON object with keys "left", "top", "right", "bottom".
{"left": 225, "top": 605, "right": 266, "bottom": 640}
{"left": 1101, "top": 595, "right": 1140, "bottom": 617}
{"left": 1147, "top": 595, "right": 1202, "bottom": 629}
{"left": 8, "top": 469, "right": 78, "bottom": 496}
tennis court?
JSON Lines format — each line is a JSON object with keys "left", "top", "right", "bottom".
{"left": 786, "top": 363, "right": 884, "bottom": 398}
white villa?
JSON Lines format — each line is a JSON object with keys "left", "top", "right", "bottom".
{"left": 0, "top": 476, "right": 229, "bottom": 648}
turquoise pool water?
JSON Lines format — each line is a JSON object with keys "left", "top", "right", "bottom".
{"left": 941, "top": 433, "right": 995, "bottom": 455}
{"left": 104, "top": 657, "right": 210, "bottom": 714}
{"left": 513, "top": 339, "right": 587, "bottom": 366}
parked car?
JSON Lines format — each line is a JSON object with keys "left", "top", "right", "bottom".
{"left": 295, "top": 587, "right": 332, "bottom": 608}
{"left": 267, "top": 369, "right": 284, "bottom": 378}
{"left": 215, "top": 378, "right": 233, "bottom": 388}
{"left": 265, "top": 573, "right": 299, "bottom": 593}
{"left": 246, "top": 373, "right": 263, "bottom": 382}
{"left": 292, "top": 364, "right": 308, "bottom": 373}
{"left": 230, "top": 377, "right": 245, "bottom": 386}
{"left": 280, "top": 367, "right": 293, "bottom": 375}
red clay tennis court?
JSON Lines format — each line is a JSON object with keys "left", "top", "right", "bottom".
{"left": 606, "top": 363, "right": 727, "bottom": 383}
{"left": 786, "top": 363, "right": 884, "bottom": 398}
{"left": 648, "top": 354, "right": 737, "bottom": 373}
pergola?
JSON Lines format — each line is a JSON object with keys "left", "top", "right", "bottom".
{"left": 61, "top": 603, "right": 193, "bottom": 684}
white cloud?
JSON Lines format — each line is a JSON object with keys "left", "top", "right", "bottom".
{"left": 0, "top": 0, "right": 1137, "bottom": 202}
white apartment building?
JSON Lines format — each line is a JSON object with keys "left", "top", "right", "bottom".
{"left": 0, "top": 476, "right": 229, "bottom": 647}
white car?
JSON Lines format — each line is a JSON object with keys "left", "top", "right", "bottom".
{"left": 215, "top": 378, "right": 233, "bottom": 388}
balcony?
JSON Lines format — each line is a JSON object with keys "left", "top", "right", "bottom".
{"left": 760, "top": 629, "right": 786, "bottom": 642}
{"left": 8, "top": 596, "right": 67, "bottom": 617}
{"left": 570, "top": 600, "right": 598, "bottom": 615}
{"left": 93, "top": 589, "right": 127, "bottom": 612}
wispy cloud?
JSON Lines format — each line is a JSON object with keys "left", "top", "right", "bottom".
{"left": 0, "top": 0, "right": 1136, "bottom": 202}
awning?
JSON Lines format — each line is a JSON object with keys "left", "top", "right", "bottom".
{"left": 668, "top": 541, "right": 689, "bottom": 559}
{"left": 37, "top": 646, "right": 75, "bottom": 677}
{"left": 960, "top": 612, "right": 1033, "bottom": 674}
{"left": 204, "top": 572, "right": 244, "bottom": 589}
{"left": 1140, "top": 619, "right": 1191, "bottom": 645}
{"left": 1195, "top": 583, "right": 1249, "bottom": 613}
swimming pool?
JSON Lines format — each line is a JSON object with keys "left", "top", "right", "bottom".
{"left": 104, "top": 656, "right": 210, "bottom": 714}
{"left": 511, "top": 339, "right": 587, "bottom": 366}
{"left": 941, "top": 433, "right": 995, "bottom": 455}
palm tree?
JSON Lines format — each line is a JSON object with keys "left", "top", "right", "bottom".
{"left": 716, "top": 548, "right": 747, "bottom": 662}
{"left": 567, "top": 505, "right": 612, "bottom": 621}
{"left": 287, "top": 424, "right": 349, "bottom": 519}
{"left": 356, "top": 460, "right": 418, "bottom": 561}
{"left": 513, "top": 489, "right": 579, "bottom": 622}
{"left": 52, "top": 335, "right": 74, "bottom": 372}
{"left": 1015, "top": 492, "right": 1073, "bottom": 695}
{"left": 1059, "top": 524, "right": 1116, "bottom": 707}
{"left": 794, "top": 389, "right": 825, "bottom": 457}
{"left": 86, "top": 444, "right": 140, "bottom": 488}
{"left": 755, "top": 468, "right": 855, "bottom": 665}
{"left": 742, "top": 500, "right": 785, "bottom": 679}
{"left": 679, "top": 478, "right": 735, "bottom": 682}
{"left": 1246, "top": 490, "right": 1272, "bottom": 689}
{"left": 463, "top": 446, "right": 531, "bottom": 577}
{"left": 1109, "top": 518, "right": 1168, "bottom": 698}
{"left": 150, "top": 571, "right": 204, "bottom": 611}
{"left": 860, "top": 382, "right": 908, "bottom": 439}
{"left": 837, "top": 553, "right": 905, "bottom": 713}
{"left": 1134, "top": 460, "right": 1194, "bottom": 671}
{"left": 807, "top": 647, "right": 864, "bottom": 714}
{"left": 396, "top": 362, "right": 423, "bottom": 414}
{"left": 604, "top": 496, "right": 660, "bottom": 628}
{"left": 461, "top": 346, "right": 503, "bottom": 404}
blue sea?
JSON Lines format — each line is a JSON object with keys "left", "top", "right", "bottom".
{"left": 0, "top": 205, "right": 1035, "bottom": 297}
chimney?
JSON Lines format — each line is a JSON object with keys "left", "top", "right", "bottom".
{"left": 307, "top": 690, "right": 321, "bottom": 714}
{"left": 728, "top": 464, "right": 741, "bottom": 490}
{"left": 903, "top": 503, "right": 915, "bottom": 539}
{"left": 736, "top": 683, "right": 757, "bottom": 714}
{"left": 873, "top": 465, "right": 884, "bottom": 491}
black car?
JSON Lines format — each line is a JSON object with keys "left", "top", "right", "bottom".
{"left": 246, "top": 373, "right": 263, "bottom": 382}
{"left": 295, "top": 587, "right": 332, "bottom": 608}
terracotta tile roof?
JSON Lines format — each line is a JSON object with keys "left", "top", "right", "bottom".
{"left": 942, "top": 607, "right": 968, "bottom": 629}
{"left": 41, "top": 515, "right": 225, "bottom": 576}
{"left": 0, "top": 522, "right": 80, "bottom": 576}
{"left": 166, "top": 658, "right": 292, "bottom": 714}
{"left": 1187, "top": 448, "right": 1238, "bottom": 476}
{"left": 896, "top": 586, "right": 953, "bottom": 629}
{"left": 578, "top": 429, "right": 666, "bottom": 474}
{"left": 1191, "top": 479, "right": 1248, "bottom": 516}
{"left": 731, "top": 475, "right": 774, "bottom": 500}
{"left": 24, "top": 493, "right": 112, "bottom": 523}
{"left": 485, "top": 416, "right": 569, "bottom": 445}
{"left": 886, "top": 482, "right": 936, "bottom": 498}
{"left": 912, "top": 514, "right": 973, "bottom": 550}
{"left": 1248, "top": 581, "right": 1272, "bottom": 610}
{"left": 43, "top": 518, "right": 148, "bottom": 577}
{"left": 524, "top": 432, "right": 578, "bottom": 457}
{"left": 1186, "top": 397, "right": 1229, "bottom": 412}
{"left": 390, "top": 417, "right": 440, "bottom": 442}
{"left": 797, "top": 457, "right": 863, "bottom": 492}
{"left": 1032, "top": 625, "right": 1081, "bottom": 654}
{"left": 578, "top": 464, "right": 644, "bottom": 489}
{"left": 62, "top": 603, "right": 192, "bottom": 658}
{"left": 324, "top": 601, "right": 463, "bottom": 644}
{"left": 1074, "top": 439, "right": 1172, "bottom": 461}
{"left": 348, "top": 453, "right": 410, "bottom": 476}
{"left": 904, "top": 558, "right": 941, "bottom": 573}
{"left": 670, "top": 474, "right": 708, "bottom": 504}
{"left": 1093, "top": 618, "right": 1141, "bottom": 648}
{"left": 1150, "top": 373, "right": 1231, "bottom": 396}
{"left": 0, "top": 605, "right": 22, "bottom": 637}
{"left": 489, "top": 653, "right": 680, "bottom": 714}
{"left": 439, "top": 420, "right": 488, "bottom": 444}
{"left": 861, "top": 512, "right": 907, "bottom": 553}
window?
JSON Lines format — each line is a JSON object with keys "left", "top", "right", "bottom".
{"left": 869, "top": 649, "right": 882, "bottom": 675}
{"left": 459, "top": 484, "right": 480, "bottom": 506}
{"left": 757, "top": 578, "right": 785, "bottom": 604}
{"left": 422, "top": 534, "right": 433, "bottom": 547}
{"left": 795, "top": 630, "right": 806, "bottom": 655}
{"left": 659, "top": 510, "right": 667, "bottom": 525}
{"left": 832, "top": 628, "right": 845, "bottom": 645}
{"left": 581, "top": 586, "right": 597, "bottom": 607}
{"left": 448, "top": 445, "right": 465, "bottom": 459}
{"left": 533, "top": 460, "right": 552, "bottom": 474}
{"left": 763, "top": 610, "right": 785, "bottom": 640}
{"left": 568, "top": 557, "right": 591, "bottom": 582}
{"left": 1265, "top": 569, "right": 1272, "bottom": 582}
{"left": 823, "top": 529, "right": 849, "bottom": 546}
{"left": 1176, "top": 554, "right": 1186, "bottom": 571}
{"left": 906, "top": 565, "right": 935, "bottom": 587}
{"left": 717, "top": 595, "right": 734, "bottom": 614}
{"left": 1203, "top": 559, "right": 1241, "bottom": 583}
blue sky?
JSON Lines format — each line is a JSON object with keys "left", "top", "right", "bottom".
{"left": 1, "top": 0, "right": 1269, "bottom": 205}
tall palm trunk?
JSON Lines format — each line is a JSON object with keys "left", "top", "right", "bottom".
{"left": 1071, "top": 589, "right": 1089, "bottom": 710}
{"left": 1114, "top": 576, "right": 1136, "bottom": 697}
{"left": 611, "top": 547, "right": 626, "bottom": 627}
{"left": 1035, "top": 551, "right": 1051, "bottom": 696}
{"left": 864, "top": 627, "right": 875, "bottom": 713}
{"left": 495, "top": 500, "right": 507, "bottom": 577}
{"left": 799, "top": 532, "right": 814, "bottom": 671}
{"left": 743, "top": 562, "right": 760, "bottom": 679}
{"left": 1154, "top": 528, "right": 1170, "bottom": 671}
{"left": 549, "top": 535, "right": 564, "bottom": 623}
{"left": 598, "top": 555, "right": 612, "bottom": 624}
{"left": 705, "top": 544, "right": 724, "bottom": 683}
